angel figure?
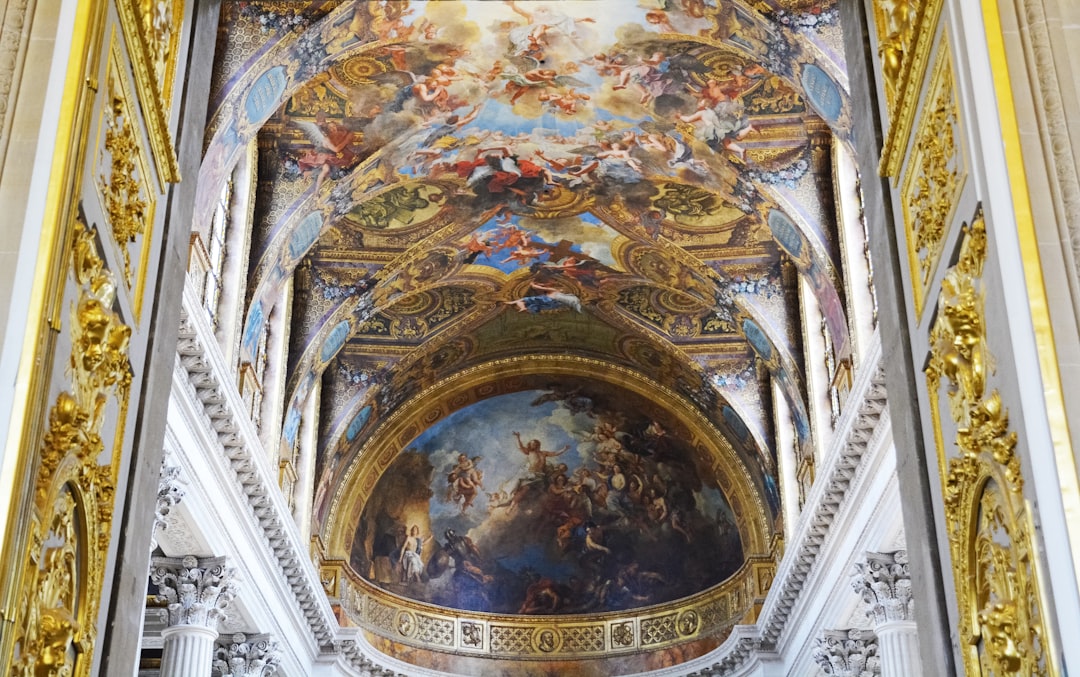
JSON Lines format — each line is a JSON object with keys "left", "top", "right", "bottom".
{"left": 290, "top": 111, "right": 361, "bottom": 191}
{"left": 500, "top": 56, "right": 589, "bottom": 105}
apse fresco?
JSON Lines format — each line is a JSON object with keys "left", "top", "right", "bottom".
{"left": 352, "top": 384, "right": 744, "bottom": 615}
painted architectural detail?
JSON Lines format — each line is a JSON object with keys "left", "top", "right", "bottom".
{"left": 213, "top": 633, "right": 282, "bottom": 677}
{"left": 852, "top": 551, "right": 913, "bottom": 624}
{"left": 812, "top": 629, "right": 881, "bottom": 677}
{"left": 150, "top": 555, "right": 238, "bottom": 629}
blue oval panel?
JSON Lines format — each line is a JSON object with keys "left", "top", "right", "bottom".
{"left": 800, "top": 64, "right": 842, "bottom": 123}
{"left": 320, "top": 320, "right": 351, "bottom": 363}
{"left": 767, "top": 209, "right": 803, "bottom": 258}
{"left": 288, "top": 212, "right": 323, "bottom": 262}
{"left": 346, "top": 405, "right": 373, "bottom": 442}
{"left": 742, "top": 318, "right": 773, "bottom": 361}
{"left": 283, "top": 406, "right": 302, "bottom": 444}
{"left": 241, "top": 301, "right": 265, "bottom": 357}
{"left": 245, "top": 66, "right": 288, "bottom": 125}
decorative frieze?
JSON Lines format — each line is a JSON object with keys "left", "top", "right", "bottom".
{"left": 152, "top": 462, "right": 186, "bottom": 551}
{"left": 213, "top": 633, "right": 281, "bottom": 677}
{"left": 812, "top": 629, "right": 881, "bottom": 677}
{"left": 851, "top": 551, "right": 912, "bottom": 624}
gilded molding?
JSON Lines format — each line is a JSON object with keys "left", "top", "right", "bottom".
{"left": 115, "top": 0, "right": 182, "bottom": 183}
{"left": 95, "top": 31, "right": 156, "bottom": 319}
{"left": 876, "top": 0, "right": 946, "bottom": 178}
{"left": 924, "top": 214, "right": 1051, "bottom": 676}
{"left": 899, "top": 37, "right": 965, "bottom": 318}
{"left": 10, "top": 215, "right": 132, "bottom": 676}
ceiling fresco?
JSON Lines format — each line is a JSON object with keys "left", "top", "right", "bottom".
{"left": 209, "top": 0, "right": 848, "bottom": 664}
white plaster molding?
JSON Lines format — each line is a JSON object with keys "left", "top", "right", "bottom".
{"left": 851, "top": 551, "right": 913, "bottom": 625}
{"left": 811, "top": 628, "right": 880, "bottom": 677}
{"left": 213, "top": 633, "right": 282, "bottom": 677}
{"left": 174, "top": 282, "right": 394, "bottom": 675}
{"left": 151, "top": 555, "right": 238, "bottom": 630}
{"left": 0, "top": 0, "right": 34, "bottom": 174}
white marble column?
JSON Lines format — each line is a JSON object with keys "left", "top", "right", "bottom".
{"left": 151, "top": 555, "right": 238, "bottom": 677}
{"left": 852, "top": 550, "right": 921, "bottom": 677}
{"left": 812, "top": 628, "right": 880, "bottom": 676}
{"left": 214, "top": 633, "right": 281, "bottom": 676}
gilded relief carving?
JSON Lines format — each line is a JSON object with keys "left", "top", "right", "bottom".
{"left": 96, "top": 34, "right": 156, "bottom": 318}
{"left": 900, "top": 39, "right": 964, "bottom": 317}
{"left": 116, "top": 0, "right": 182, "bottom": 182}
{"left": 11, "top": 215, "right": 132, "bottom": 677}
{"left": 872, "top": 0, "right": 917, "bottom": 106}
{"left": 925, "top": 214, "right": 1050, "bottom": 676}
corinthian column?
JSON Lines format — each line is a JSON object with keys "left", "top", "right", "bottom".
{"left": 852, "top": 550, "right": 921, "bottom": 677}
{"left": 214, "top": 633, "right": 281, "bottom": 676}
{"left": 812, "top": 628, "right": 880, "bottom": 676}
{"left": 151, "top": 555, "right": 238, "bottom": 677}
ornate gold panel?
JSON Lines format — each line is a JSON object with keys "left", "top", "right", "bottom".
{"left": 876, "top": 0, "right": 946, "bottom": 178}
{"left": 924, "top": 213, "right": 1055, "bottom": 676}
{"left": 115, "top": 0, "right": 182, "bottom": 183}
{"left": 10, "top": 216, "right": 133, "bottom": 676}
{"left": 94, "top": 30, "right": 157, "bottom": 321}
{"left": 899, "top": 36, "right": 965, "bottom": 318}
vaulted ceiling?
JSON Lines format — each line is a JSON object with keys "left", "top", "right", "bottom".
{"left": 204, "top": 0, "right": 849, "bottom": 670}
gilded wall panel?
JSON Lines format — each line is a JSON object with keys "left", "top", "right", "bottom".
{"left": 924, "top": 213, "right": 1055, "bottom": 676}
{"left": 874, "top": 0, "right": 946, "bottom": 177}
{"left": 115, "top": 0, "right": 182, "bottom": 183}
{"left": 94, "top": 30, "right": 156, "bottom": 322}
{"left": 899, "top": 36, "right": 965, "bottom": 318}
{"left": 10, "top": 216, "right": 132, "bottom": 676}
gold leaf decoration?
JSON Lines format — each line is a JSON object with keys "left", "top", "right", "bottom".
{"left": 925, "top": 213, "right": 1050, "bottom": 676}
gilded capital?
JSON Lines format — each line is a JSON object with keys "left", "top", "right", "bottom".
{"left": 812, "top": 628, "right": 881, "bottom": 677}
{"left": 851, "top": 550, "right": 913, "bottom": 624}
{"left": 213, "top": 633, "right": 281, "bottom": 677}
{"left": 150, "top": 555, "right": 238, "bottom": 629}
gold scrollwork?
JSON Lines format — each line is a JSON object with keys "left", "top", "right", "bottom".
{"left": 11, "top": 215, "right": 133, "bottom": 676}
{"left": 900, "top": 37, "right": 965, "bottom": 317}
{"left": 925, "top": 213, "right": 1050, "bottom": 676}
{"left": 95, "top": 33, "right": 157, "bottom": 319}
{"left": 115, "top": 0, "right": 182, "bottom": 183}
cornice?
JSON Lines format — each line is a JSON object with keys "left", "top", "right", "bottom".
{"left": 678, "top": 337, "right": 889, "bottom": 676}
{"left": 174, "top": 283, "right": 395, "bottom": 676}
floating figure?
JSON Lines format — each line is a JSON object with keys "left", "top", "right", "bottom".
{"left": 446, "top": 453, "right": 484, "bottom": 512}
{"left": 504, "top": 281, "right": 583, "bottom": 313}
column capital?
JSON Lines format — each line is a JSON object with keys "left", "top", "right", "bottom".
{"left": 152, "top": 464, "right": 185, "bottom": 551}
{"left": 151, "top": 555, "right": 238, "bottom": 629}
{"left": 852, "top": 550, "right": 913, "bottom": 624}
{"left": 213, "top": 633, "right": 281, "bottom": 676}
{"left": 812, "top": 628, "right": 880, "bottom": 677}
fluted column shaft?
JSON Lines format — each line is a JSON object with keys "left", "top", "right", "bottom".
{"left": 876, "top": 621, "right": 920, "bottom": 677}
{"left": 160, "top": 625, "right": 218, "bottom": 676}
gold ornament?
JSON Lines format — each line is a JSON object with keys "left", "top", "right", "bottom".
{"left": 925, "top": 213, "right": 1049, "bottom": 676}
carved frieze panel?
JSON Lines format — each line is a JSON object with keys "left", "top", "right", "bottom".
{"left": 924, "top": 213, "right": 1054, "bottom": 676}
{"left": 899, "top": 37, "right": 966, "bottom": 318}
{"left": 94, "top": 31, "right": 156, "bottom": 321}
{"left": 115, "top": 0, "right": 182, "bottom": 183}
